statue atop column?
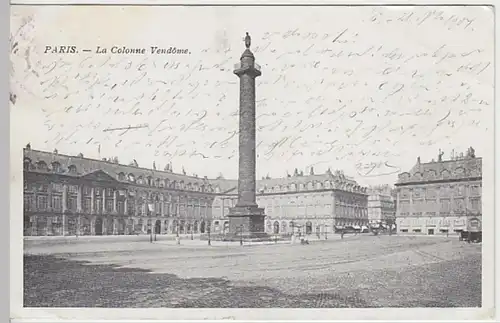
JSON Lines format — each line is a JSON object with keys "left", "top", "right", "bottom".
{"left": 245, "top": 32, "right": 251, "bottom": 49}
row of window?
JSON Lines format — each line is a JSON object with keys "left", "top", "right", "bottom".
{"left": 398, "top": 198, "right": 481, "bottom": 213}
{"left": 24, "top": 159, "right": 219, "bottom": 193}
{"left": 398, "top": 211, "right": 479, "bottom": 217}
{"left": 26, "top": 217, "right": 211, "bottom": 236}
{"left": 24, "top": 194, "right": 211, "bottom": 217}
{"left": 399, "top": 184, "right": 482, "bottom": 199}
{"left": 24, "top": 159, "right": 78, "bottom": 174}
{"left": 398, "top": 166, "right": 482, "bottom": 182}
{"left": 257, "top": 181, "right": 367, "bottom": 194}
{"left": 118, "top": 173, "right": 216, "bottom": 193}
{"left": 25, "top": 183, "right": 214, "bottom": 206}
{"left": 399, "top": 218, "right": 467, "bottom": 226}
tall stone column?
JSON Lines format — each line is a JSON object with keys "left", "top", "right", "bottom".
{"left": 227, "top": 33, "right": 266, "bottom": 238}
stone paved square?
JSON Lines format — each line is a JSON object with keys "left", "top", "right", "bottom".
{"left": 24, "top": 235, "right": 481, "bottom": 308}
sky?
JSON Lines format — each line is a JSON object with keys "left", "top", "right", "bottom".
{"left": 10, "top": 5, "right": 494, "bottom": 186}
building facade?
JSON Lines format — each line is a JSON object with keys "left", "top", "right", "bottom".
{"left": 367, "top": 185, "right": 396, "bottom": 226}
{"left": 23, "top": 147, "right": 369, "bottom": 237}
{"left": 23, "top": 146, "right": 224, "bottom": 236}
{"left": 211, "top": 170, "right": 369, "bottom": 236}
{"left": 395, "top": 148, "right": 482, "bottom": 235}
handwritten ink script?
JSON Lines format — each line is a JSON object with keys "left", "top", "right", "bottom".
{"left": 10, "top": 6, "right": 493, "bottom": 183}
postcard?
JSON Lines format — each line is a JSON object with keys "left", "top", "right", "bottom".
{"left": 10, "top": 4, "right": 495, "bottom": 321}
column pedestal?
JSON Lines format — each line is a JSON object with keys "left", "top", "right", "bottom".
{"left": 226, "top": 205, "right": 268, "bottom": 240}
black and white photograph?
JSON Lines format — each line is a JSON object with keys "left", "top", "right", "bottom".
{"left": 10, "top": 4, "right": 495, "bottom": 321}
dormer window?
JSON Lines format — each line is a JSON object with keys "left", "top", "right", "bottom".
{"left": 36, "top": 161, "right": 48, "bottom": 171}
{"left": 68, "top": 165, "right": 77, "bottom": 174}
{"left": 23, "top": 158, "right": 32, "bottom": 171}
{"left": 51, "top": 161, "right": 61, "bottom": 173}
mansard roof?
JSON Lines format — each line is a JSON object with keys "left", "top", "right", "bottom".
{"left": 256, "top": 173, "right": 367, "bottom": 194}
{"left": 397, "top": 156, "right": 482, "bottom": 184}
{"left": 23, "top": 149, "right": 216, "bottom": 191}
{"left": 22, "top": 148, "right": 367, "bottom": 195}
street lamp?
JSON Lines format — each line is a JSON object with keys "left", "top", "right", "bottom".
{"left": 207, "top": 224, "right": 211, "bottom": 246}
{"left": 148, "top": 202, "right": 154, "bottom": 243}
{"left": 324, "top": 224, "right": 329, "bottom": 240}
{"left": 240, "top": 225, "right": 243, "bottom": 246}
{"left": 175, "top": 221, "right": 180, "bottom": 245}
{"left": 191, "top": 224, "right": 194, "bottom": 240}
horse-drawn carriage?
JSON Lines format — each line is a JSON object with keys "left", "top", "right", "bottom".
{"left": 459, "top": 217, "right": 482, "bottom": 243}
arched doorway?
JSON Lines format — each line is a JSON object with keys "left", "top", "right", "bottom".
{"left": 147, "top": 219, "right": 152, "bottom": 234}
{"left": 118, "top": 219, "right": 126, "bottom": 235}
{"left": 137, "top": 219, "right": 144, "bottom": 233}
{"left": 273, "top": 221, "right": 280, "bottom": 234}
{"left": 281, "top": 221, "right": 287, "bottom": 234}
{"left": 95, "top": 218, "right": 103, "bottom": 236}
{"left": 223, "top": 221, "right": 229, "bottom": 234}
{"left": 81, "top": 217, "right": 91, "bottom": 236}
{"left": 193, "top": 220, "right": 199, "bottom": 233}
{"left": 200, "top": 221, "right": 206, "bottom": 233}
{"left": 179, "top": 220, "right": 185, "bottom": 234}
{"left": 164, "top": 220, "right": 169, "bottom": 234}
{"left": 266, "top": 221, "right": 272, "bottom": 233}
{"left": 305, "top": 221, "right": 312, "bottom": 235}
{"left": 316, "top": 225, "right": 321, "bottom": 236}
{"left": 171, "top": 220, "right": 178, "bottom": 234}
{"left": 155, "top": 220, "right": 161, "bottom": 234}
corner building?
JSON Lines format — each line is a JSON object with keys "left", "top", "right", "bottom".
{"left": 211, "top": 171, "right": 369, "bottom": 236}
{"left": 367, "top": 185, "right": 396, "bottom": 226}
{"left": 395, "top": 149, "right": 482, "bottom": 235}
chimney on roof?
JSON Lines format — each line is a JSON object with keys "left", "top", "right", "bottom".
{"left": 26, "top": 143, "right": 31, "bottom": 150}
{"left": 467, "top": 146, "right": 476, "bottom": 158}
{"left": 53, "top": 148, "right": 58, "bottom": 154}
{"left": 310, "top": 167, "right": 314, "bottom": 175}
{"left": 77, "top": 153, "right": 84, "bottom": 158}
{"left": 438, "top": 149, "right": 444, "bottom": 162}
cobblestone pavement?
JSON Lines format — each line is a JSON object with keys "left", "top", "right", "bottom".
{"left": 24, "top": 235, "right": 481, "bottom": 308}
